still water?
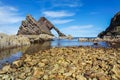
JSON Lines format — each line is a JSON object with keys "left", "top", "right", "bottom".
{"left": 0, "top": 38, "right": 109, "bottom": 68}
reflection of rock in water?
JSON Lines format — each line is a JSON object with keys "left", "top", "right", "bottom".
{"left": 0, "top": 41, "right": 51, "bottom": 68}
{"left": 0, "top": 46, "right": 30, "bottom": 69}
{"left": 24, "top": 41, "right": 51, "bottom": 54}
{"left": 0, "top": 46, "right": 29, "bottom": 60}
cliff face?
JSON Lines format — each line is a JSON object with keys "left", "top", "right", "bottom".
{"left": 17, "top": 15, "right": 66, "bottom": 37}
{"left": 106, "top": 12, "right": 120, "bottom": 33}
{"left": 98, "top": 11, "right": 120, "bottom": 38}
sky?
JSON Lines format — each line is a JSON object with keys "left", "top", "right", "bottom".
{"left": 0, "top": 0, "right": 120, "bottom": 37}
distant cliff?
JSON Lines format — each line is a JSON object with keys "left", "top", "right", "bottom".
{"left": 98, "top": 11, "right": 120, "bottom": 38}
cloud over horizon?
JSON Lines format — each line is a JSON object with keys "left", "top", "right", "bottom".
{"left": 52, "top": 19, "right": 74, "bottom": 24}
{"left": 60, "top": 25, "right": 100, "bottom": 37}
{"left": 52, "top": 0, "right": 83, "bottom": 8}
{"left": 42, "top": 11, "right": 75, "bottom": 18}
{"left": 0, "top": 5, "right": 23, "bottom": 24}
{"left": 42, "top": 10, "right": 75, "bottom": 24}
{"left": 0, "top": 2, "right": 23, "bottom": 34}
{"left": 37, "top": 0, "right": 83, "bottom": 8}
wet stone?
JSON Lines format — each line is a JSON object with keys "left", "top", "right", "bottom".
{"left": 0, "top": 47, "right": 119, "bottom": 80}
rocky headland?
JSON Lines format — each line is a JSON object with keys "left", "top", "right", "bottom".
{"left": 98, "top": 11, "right": 120, "bottom": 39}
{"left": 78, "top": 11, "right": 120, "bottom": 45}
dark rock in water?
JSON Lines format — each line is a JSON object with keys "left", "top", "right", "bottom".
{"left": 98, "top": 11, "right": 120, "bottom": 38}
{"left": 93, "top": 42, "right": 98, "bottom": 45}
{"left": 17, "top": 15, "right": 66, "bottom": 37}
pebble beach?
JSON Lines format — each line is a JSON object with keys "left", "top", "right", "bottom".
{"left": 0, "top": 46, "right": 120, "bottom": 80}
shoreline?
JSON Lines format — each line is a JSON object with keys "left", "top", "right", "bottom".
{"left": 0, "top": 33, "right": 54, "bottom": 51}
{"left": 0, "top": 33, "right": 120, "bottom": 51}
{"left": 78, "top": 37, "right": 120, "bottom": 42}
{"left": 0, "top": 37, "right": 120, "bottom": 53}
{"left": 0, "top": 46, "right": 120, "bottom": 80}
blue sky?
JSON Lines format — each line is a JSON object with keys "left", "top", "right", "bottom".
{"left": 0, "top": 0, "right": 120, "bottom": 37}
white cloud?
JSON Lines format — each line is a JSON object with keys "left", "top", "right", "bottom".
{"left": 67, "top": 4, "right": 80, "bottom": 7}
{"left": 61, "top": 25, "right": 94, "bottom": 32}
{"left": 52, "top": 19, "right": 74, "bottom": 24}
{"left": 43, "top": 11, "right": 75, "bottom": 18}
{"left": 90, "top": 12, "right": 99, "bottom": 15}
{"left": 66, "top": 25, "right": 93, "bottom": 30}
{"left": 0, "top": 24, "right": 19, "bottom": 34}
{"left": 60, "top": 25, "right": 99, "bottom": 37}
{"left": 0, "top": 5, "right": 23, "bottom": 24}
{"left": 54, "top": 3, "right": 80, "bottom": 8}
{"left": 0, "top": 6, "right": 18, "bottom": 11}
{"left": 37, "top": 0, "right": 83, "bottom": 8}
{"left": 0, "top": 3, "right": 23, "bottom": 34}
{"left": 52, "top": 0, "right": 83, "bottom": 8}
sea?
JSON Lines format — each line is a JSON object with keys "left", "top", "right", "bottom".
{"left": 0, "top": 37, "right": 110, "bottom": 68}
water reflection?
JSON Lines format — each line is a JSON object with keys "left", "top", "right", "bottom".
{"left": 0, "top": 41, "right": 51, "bottom": 68}
{"left": 0, "top": 46, "right": 29, "bottom": 68}
{"left": 24, "top": 41, "right": 51, "bottom": 54}
{"left": 0, "top": 52, "right": 22, "bottom": 68}
{"left": 0, "top": 38, "right": 110, "bottom": 69}
{"left": 51, "top": 38, "right": 109, "bottom": 47}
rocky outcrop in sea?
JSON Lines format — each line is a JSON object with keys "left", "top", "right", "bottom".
{"left": 17, "top": 15, "right": 66, "bottom": 43}
{"left": 17, "top": 15, "right": 66, "bottom": 37}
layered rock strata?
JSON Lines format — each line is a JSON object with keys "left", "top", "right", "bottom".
{"left": 17, "top": 15, "right": 66, "bottom": 37}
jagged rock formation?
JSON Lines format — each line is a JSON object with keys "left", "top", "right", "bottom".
{"left": 38, "top": 17, "right": 66, "bottom": 37}
{"left": 98, "top": 11, "right": 120, "bottom": 38}
{"left": 17, "top": 15, "right": 66, "bottom": 37}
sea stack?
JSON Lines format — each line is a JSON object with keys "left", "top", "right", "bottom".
{"left": 17, "top": 15, "right": 66, "bottom": 37}
{"left": 17, "top": 15, "right": 66, "bottom": 43}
